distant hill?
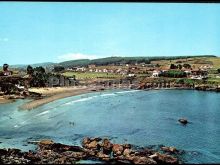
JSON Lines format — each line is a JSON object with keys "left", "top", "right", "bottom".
{"left": 57, "top": 55, "right": 217, "bottom": 68}
{"left": 11, "top": 62, "right": 57, "bottom": 69}
{"left": 9, "top": 55, "right": 217, "bottom": 69}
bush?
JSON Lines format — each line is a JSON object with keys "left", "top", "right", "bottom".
{"left": 160, "top": 70, "right": 187, "bottom": 78}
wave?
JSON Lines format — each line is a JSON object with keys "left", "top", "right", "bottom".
{"left": 115, "top": 90, "right": 139, "bottom": 94}
{"left": 35, "top": 110, "right": 50, "bottom": 116}
{"left": 65, "top": 96, "right": 96, "bottom": 105}
{"left": 100, "top": 93, "right": 116, "bottom": 97}
{"left": 63, "top": 90, "right": 139, "bottom": 105}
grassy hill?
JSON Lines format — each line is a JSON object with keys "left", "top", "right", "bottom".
{"left": 58, "top": 55, "right": 217, "bottom": 68}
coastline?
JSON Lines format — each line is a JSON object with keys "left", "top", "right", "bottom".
{"left": 0, "top": 96, "right": 15, "bottom": 104}
{"left": 19, "top": 86, "right": 101, "bottom": 110}
{"left": 3, "top": 85, "right": 220, "bottom": 110}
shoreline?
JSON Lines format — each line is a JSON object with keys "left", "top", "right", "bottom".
{"left": 2, "top": 85, "right": 220, "bottom": 110}
{"left": 0, "top": 96, "right": 15, "bottom": 104}
{"left": 19, "top": 85, "right": 133, "bottom": 110}
{"left": 19, "top": 86, "right": 100, "bottom": 110}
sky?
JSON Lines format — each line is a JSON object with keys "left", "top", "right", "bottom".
{"left": 0, "top": 2, "right": 220, "bottom": 65}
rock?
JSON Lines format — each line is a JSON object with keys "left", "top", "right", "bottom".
{"left": 87, "top": 140, "right": 99, "bottom": 149}
{"left": 123, "top": 144, "right": 132, "bottom": 149}
{"left": 123, "top": 148, "right": 132, "bottom": 157}
{"left": 39, "top": 139, "right": 54, "bottom": 145}
{"left": 82, "top": 137, "right": 101, "bottom": 149}
{"left": 132, "top": 156, "right": 157, "bottom": 164}
{"left": 90, "top": 137, "right": 102, "bottom": 142}
{"left": 102, "top": 138, "right": 113, "bottom": 154}
{"left": 151, "top": 152, "right": 179, "bottom": 164}
{"left": 96, "top": 151, "right": 110, "bottom": 161}
{"left": 178, "top": 118, "right": 188, "bottom": 125}
{"left": 112, "top": 144, "right": 124, "bottom": 156}
{"left": 149, "top": 153, "right": 157, "bottom": 159}
{"left": 38, "top": 139, "right": 54, "bottom": 150}
{"left": 161, "top": 146, "right": 178, "bottom": 154}
{"left": 82, "top": 137, "right": 90, "bottom": 148}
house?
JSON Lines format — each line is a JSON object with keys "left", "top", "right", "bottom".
{"left": 190, "top": 69, "right": 208, "bottom": 79}
{"left": 88, "top": 64, "right": 96, "bottom": 68}
{"left": 66, "top": 68, "right": 73, "bottom": 71}
{"left": 128, "top": 73, "right": 136, "bottom": 77}
{"left": 102, "top": 69, "right": 108, "bottom": 73}
{"left": 76, "top": 67, "right": 86, "bottom": 72}
{"left": 152, "top": 70, "right": 161, "bottom": 77}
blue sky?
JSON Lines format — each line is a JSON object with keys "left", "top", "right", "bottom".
{"left": 0, "top": 2, "right": 220, "bottom": 65}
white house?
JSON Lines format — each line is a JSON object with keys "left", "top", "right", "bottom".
{"left": 76, "top": 67, "right": 86, "bottom": 72}
{"left": 152, "top": 70, "right": 161, "bottom": 77}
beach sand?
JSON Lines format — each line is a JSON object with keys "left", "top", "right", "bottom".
{"left": 0, "top": 96, "right": 14, "bottom": 104}
{"left": 19, "top": 86, "right": 100, "bottom": 110}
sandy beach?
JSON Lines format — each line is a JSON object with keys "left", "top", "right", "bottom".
{"left": 0, "top": 96, "right": 14, "bottom": 104}
{"left": 19, "top": 86, "right": 101, "bottom": 110}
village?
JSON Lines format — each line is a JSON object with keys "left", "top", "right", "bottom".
{"left": 1, "top": 57, "right": 220, "bottom": 99}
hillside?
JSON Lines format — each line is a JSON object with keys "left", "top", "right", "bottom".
{"left": 58, "top": 55, "right": 217, "bottom": 68}
{"left": 7, "top": 55, "right": 217, "bottom": 69}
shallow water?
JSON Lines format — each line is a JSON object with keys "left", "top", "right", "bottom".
{"left": 0, "top": 89, "right": 220, "bottom": 163}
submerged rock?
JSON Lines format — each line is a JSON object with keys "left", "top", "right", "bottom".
{"left": 178, "top": 118, "right": 188, "bottom": 125}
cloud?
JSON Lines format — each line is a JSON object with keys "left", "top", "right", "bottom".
{"left": 0, "top": 38, "right": 9, "bottom": 42}
{"left": 57, "top": 53, "right": 99, "bottom": 61}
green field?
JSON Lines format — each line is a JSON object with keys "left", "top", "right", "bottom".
{"left": 62, "top": 71, "right": 122, "bottom": 79}
{"left": 151, "top": 57, "right": 220, "bottom": 70}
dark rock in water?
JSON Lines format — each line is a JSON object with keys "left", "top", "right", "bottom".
{"left": 150, "top": 152, "right": 179, "bottom": 164}
{"left": 161, "top": 146, "right": 179, "bottom": 154}
{"left": 0, "top": 137, "right": 182, "bottom": 164}
{"left": 178, "top": 118, "right": 188, "bottom": 125}
{"left": 133, "top": 156, "right": 157, "bottom": 164}
{"left": 102, "top": 138, "right": 113, "bottom": 155}
{"left": 112, "top": 144, "right": 124, "bottom": 156}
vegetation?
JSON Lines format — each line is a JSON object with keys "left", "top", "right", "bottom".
{"left": 62, "top": 71, "right": 122, "bottom": 79}
{"left": 59, "top": 55, "right": 216, "bottom": 68}
{"left": 28, "top": 66, "right": 49, "bottom": 87}
{"left": 53, "top": 66, "right": 65, "bottom": 72}
{"left": 160, "top": 70, "right": 187, "bottom": 78}
{"left": 175, "top": 78, "right": 195, "bottom": 86}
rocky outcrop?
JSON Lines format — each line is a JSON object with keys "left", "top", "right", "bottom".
{"left": 0, "top": 137, "right": 182, "bottom": 164}
{"left": 178, "top": 118, "right": 188, "bottom": 125}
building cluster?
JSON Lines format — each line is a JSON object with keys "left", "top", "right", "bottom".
{"left": 151, "top": 66, "right": 210, "bottom": 80}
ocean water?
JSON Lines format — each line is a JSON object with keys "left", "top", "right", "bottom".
{"left": 0, "top": 89, "right": 220, "bottom": 163}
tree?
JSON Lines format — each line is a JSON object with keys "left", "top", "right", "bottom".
{"left": 53, "top": 66, "right": 65, "bottom": 72}
{"left": 3, "top": 64, "right": 9, "bottom": 71}
{"left": 177, "top": 64, "right": 182, "bottom": 70}
{"left": 27, "top": 65, "right": 34, "bottom": 75}
{"left": 170, "top": 64, "right": 176, "bottom": 69}
{"left": 34, "top": 66, "right": 45, "bottom": 74}
{"left": 183, "top": 64, "right": 191, "bottom": 69}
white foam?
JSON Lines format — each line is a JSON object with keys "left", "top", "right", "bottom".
{"left": 100, "top": 93, "right": 116, "bottom": 97}
{"left": 65, "top": 97, "right": 95, "bottom": 105}
{"left": 115, "top": 90, "right": 139, "bottom": 94}
{"left": 36, "top": 110, "right": 50, "bottom": 116}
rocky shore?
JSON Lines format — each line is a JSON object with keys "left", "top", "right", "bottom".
{"left": 0, "top": 137, "right": 183, "bottom": 164}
